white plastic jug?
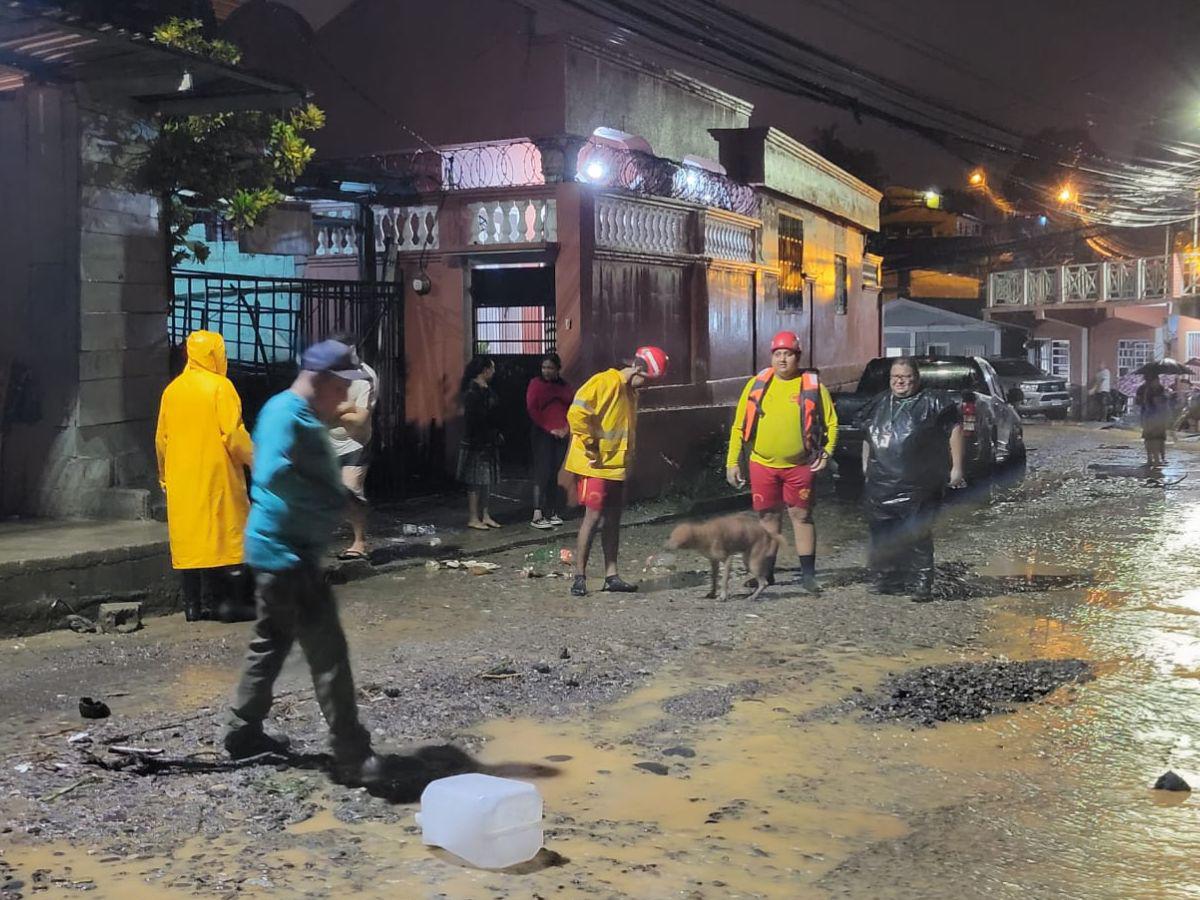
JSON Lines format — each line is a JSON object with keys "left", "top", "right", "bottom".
{"left": 416, "top": 773, "right": 543, "bottom": 869}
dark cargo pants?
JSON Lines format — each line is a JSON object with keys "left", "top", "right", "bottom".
{"left": 225, "top": 564, "right": 371, "bottom": 762}
{"left": 866, "top": 494, "right": 940, "bottom": 589}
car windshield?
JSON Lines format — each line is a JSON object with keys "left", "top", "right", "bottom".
{"left": 991, "top": 359, "right": 1047, "bottom": 378}
{"left": 861, "top": 359, "right": 982, "bottom": 393}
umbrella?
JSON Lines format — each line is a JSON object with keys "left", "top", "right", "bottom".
{"left": 1134, "top": 358, "right": 1194, "bottom": 376}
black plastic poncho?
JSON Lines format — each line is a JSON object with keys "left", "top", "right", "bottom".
{"left": 857, "top": 388, "right": 961, "bottom": 508}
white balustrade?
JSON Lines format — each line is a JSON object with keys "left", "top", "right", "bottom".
{"left": 1026, "top": 267, "right": 1058, "bottom": 305}
{"left": 1063, "top": 263, "right": 1100, "bottom": 302}
{"left": 989, "top": 252, "right": 1200, "bottom": 307}
{"left": 313, "top": 206, "right": 358, "bottom": 256}
{"left": 376, "top": 205, "right": 440, "bottom": 252}
{"left": 595, "top": 195, "right": 690, "bottom": 256}
{"left": 703, "top": 217, "right": 756, "bottom": 263}
{"left": 1106, "top": 258, "right": 1139, "bottom": 300}
{"left": 466, "top": 197, "right": 558, "bottom": 245}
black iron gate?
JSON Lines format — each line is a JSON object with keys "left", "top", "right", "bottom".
{"left": 171, "top": 270, "right": 406, "bottom": 495}
{"left": 469, "top": 265, "right": 556, "bottom": 470}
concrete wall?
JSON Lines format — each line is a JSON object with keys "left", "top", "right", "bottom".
{"left": 0, "top": 84, "right": 167, "bottom": 519}
{"left": 563, "top": 41, "right": 750, "bottom": 163}
{"left": 0, "top": 86, "right": 82, "bottom": 516}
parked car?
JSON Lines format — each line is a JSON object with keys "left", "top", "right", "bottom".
{"left": 988, "top": 357, "right": 1072, "bottom": 420}
{"left": 832, "top": 355, "right": 1026, "bottom": 481}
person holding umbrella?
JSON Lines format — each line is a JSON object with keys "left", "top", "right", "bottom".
{"left": 1134, "top": 359, "right": 1192, "bottom": 467}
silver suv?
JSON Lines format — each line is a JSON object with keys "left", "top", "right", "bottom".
{"left": 989, "top": 358, "right": 1071, "bottom": 420}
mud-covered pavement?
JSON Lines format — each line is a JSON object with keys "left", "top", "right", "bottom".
{"left": 3, "top": 423, "right": 1200, "bottom": 898}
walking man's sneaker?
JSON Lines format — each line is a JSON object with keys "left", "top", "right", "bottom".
{"left": 224, "top": 727, "right": 291, "bottom": 760}
{"left": 529, "top": 518, "right": 553, "bottom": 530}
{"left": 570, "top": 575, "right": 588, "bottom": 597}
{"left": 601, "top": 575, "right": 638, "bottom": 593}
{"left": 548, "top": 515, "right": 564, "bottom": 526}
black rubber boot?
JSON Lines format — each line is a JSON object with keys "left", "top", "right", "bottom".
{"left": 601, "top": 575, "right": 638, "bottom": 593}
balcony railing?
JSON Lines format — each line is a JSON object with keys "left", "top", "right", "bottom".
{"left": 987, "top": 253, "right": 1198, "bottom": 307}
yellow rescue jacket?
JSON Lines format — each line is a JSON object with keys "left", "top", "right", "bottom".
{"left": 564, "top": 368, "right": 637, "bottom": 481}
{"left": 155, "top": 331, "right": 254, "bottom": 569}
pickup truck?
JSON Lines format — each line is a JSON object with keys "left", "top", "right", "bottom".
{"left": 831, "top": 355, "right": 1026, "bottom": 481}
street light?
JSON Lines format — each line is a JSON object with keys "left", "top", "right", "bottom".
{"left": 968, "top": 169, "right": 985, "bottom": 187}
{"left": 1056, "top": 185, "right": 1074, "bottom": 204}
{"left": 584, "top": 160, "right": 606, "bottom": 181}
{"left": 923, "top": 189, "right": 941, "bottom": 208}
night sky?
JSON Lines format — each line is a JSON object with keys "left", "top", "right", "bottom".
{"left": 643, "top": 0, "right": 1200, "bottom": 191}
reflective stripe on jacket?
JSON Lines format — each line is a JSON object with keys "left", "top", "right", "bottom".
{"left": 564, "top": 368, "right": 636, "bottom": 481}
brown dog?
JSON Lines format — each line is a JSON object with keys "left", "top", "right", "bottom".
{"left": 667, "top": 514, "right": 784, "bottom": 601}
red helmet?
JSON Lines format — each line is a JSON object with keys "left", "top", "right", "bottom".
{"left": 633, "top": 346, "right": 669, "bottom": 380}
{"left": 770, "top": 330, "right": 801, "bottom": 353}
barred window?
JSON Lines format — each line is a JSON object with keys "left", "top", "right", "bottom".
{"left": 778, "top": 215, "right": 804, "bottom": 312}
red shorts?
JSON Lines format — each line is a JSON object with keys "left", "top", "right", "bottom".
{"left": 748, "top": 460, "right": 814, "bottom": 512}
{"left": 577, "top": 476, "right": 624, "bottom": 512}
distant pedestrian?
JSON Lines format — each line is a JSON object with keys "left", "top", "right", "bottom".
{"left": 566, "top": 346, "right": 668, "bottom": 596}
{"left": 326, "top": 333, "right": 379, "bottom": 561}
{"left": 155, "top": 330, "right": 256, "bottom": 623}
{"left": 458, "top": 355, "right": 503, "bottom": 530}
{"left": 526, "top": 352, "right": 573, "bottom": 530}
{"left": 725, "top": 330, "right": 837, "bottom": 595}
{"left": 1090, "top": 364, "right": 1113, "bottom": 420}
{"left": 1136, "top": 373, "right": 1170, "bottom": 466}
{"left": 858, "top": 358, "right": 966, "bottom": 602}
{"left": 224, "top": 339, "right": 383, "bottom": 788}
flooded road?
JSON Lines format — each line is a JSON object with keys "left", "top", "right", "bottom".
{"left": 3, "top": 425, "right": 1200, "bottom": 898}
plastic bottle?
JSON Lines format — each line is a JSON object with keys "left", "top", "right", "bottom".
{"left": 415, "top": 773, "right": 543, "bottom": 868}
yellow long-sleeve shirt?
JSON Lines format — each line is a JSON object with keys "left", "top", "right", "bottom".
{"left": 725, "top": 372, "right": 838, "bottom": 469}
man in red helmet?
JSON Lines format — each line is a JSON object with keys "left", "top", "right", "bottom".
{"left": 565, "top": 346, "right": 669, "bottom": 596}
{"left": 725, "top": 331, "right": 838, "bottom": 595}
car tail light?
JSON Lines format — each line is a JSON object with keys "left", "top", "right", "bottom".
{"left": 961, "top": 400, "right": 977, "bottom": 433}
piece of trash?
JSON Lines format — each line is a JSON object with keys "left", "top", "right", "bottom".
{"left": 520, "top": 566, "right": 538, "bottom": 578}
{"left": 67, "top": 731, "right": 92, "bottom": 744}
{"left": 559, "top": 647, "right": 571, "bottom": 660}
{"left": 78, "top": 697, "right": 110, "bottom": 719}
{"left": 745, "top": 613, "right": 760, "bottom": 619}
{"left": 429, "top": 537, "right": 443, "bottom": 547}
{"left": 98, "top": 602, "right": 142, "bottom": 635}
{"left": 464, "top": 561, "right": 501, "bottom": 575}
{"left": 402, "top": 523, "right": 438, "bottom": 536}
{"left": 559, "top": 548, "right": 574, "bottom": 565}
{"left": 14, "top": 762, "right": 32, "bottom": 773}
{"left": 444, "top": 559, "right": 463, "bottom": 569}
{"left": 1154, "top": 770, "right": 1191, "bottom": 792}
{"left": 64, "top": 615, "right": 97, "bottom": 634}
{"left": 425, "top": 560, "right": 441, "bottom": 571}
{"left": 416, "top": 773, "right": 543, "bottom": 869}
{"left": 481, "top": 663, "right": 519, "bottom": 680}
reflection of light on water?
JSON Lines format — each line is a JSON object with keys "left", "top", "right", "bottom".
{"left": 1160, "top": 500, "right": 1200, "bottom": 558}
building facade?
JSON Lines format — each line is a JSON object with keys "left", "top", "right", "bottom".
{"left": 985, "top": 254, "right": 1200, "bottom": 388}
{"left": 225, "top": 3, "right": 885, "bottom": 488}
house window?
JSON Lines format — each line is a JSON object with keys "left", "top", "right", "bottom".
{"left": 1186, "top": 331, "right": 1200, "bottom": 361}
{"left": 778, "top": 214, "right": 804, "bottom": 312}
{"left": 834, "top": 254, "right": 848, "bottom": 315}
{"left": 1037, "top": 339, "right": 1071, "bottom": 379}
{"left": 1116, "top": 339, "right": 1152, "bottom": 376}
{"left": 925, "top": 342, "right": 950, "bottom": 356}
{"left": 474, "top": 305, "right": 555, "bottom": 355}
{"left": 963, "top": 344, "right": 986, "bottom": 358}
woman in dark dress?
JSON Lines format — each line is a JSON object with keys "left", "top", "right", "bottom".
{"left": 525, "top": 352, "right": 573, "bottom": 529}
{"left": 458, "top": 355, "right": 503, "bottom": 529}
{"left": 1136, "top": 373, "right": 1170, "bottom": 467}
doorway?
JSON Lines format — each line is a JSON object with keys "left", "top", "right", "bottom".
{"left": 469, "top": 263, "right": 556, "bottom": 471}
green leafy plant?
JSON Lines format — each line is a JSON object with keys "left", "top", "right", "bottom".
{"left": 143, "top": 18, "right": 324, "bottom": 265}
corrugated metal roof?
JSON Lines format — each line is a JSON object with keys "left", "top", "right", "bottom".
{"left": 0, "top": 2, "right": 303, "bottom": 112}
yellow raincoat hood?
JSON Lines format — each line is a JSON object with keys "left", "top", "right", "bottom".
{"left": 156, "top": 330, "right": 254, "bottom": 569}
{"left": 186, "top": 330, "right": 228, "bottom": 377}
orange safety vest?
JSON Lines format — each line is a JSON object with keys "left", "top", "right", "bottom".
{"left": 740, "top": 368, "right": 826, "bottom": 459}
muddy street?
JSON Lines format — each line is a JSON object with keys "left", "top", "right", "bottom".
{"left": 2, "top": 424, "right": 1200, "bottom": 899}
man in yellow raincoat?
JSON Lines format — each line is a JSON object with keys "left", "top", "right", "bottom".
{"left": 156, "top": 331, "right": 255, "bottom": 622}
{"left": 565, "top": 346, "right": 668, "bottom": 597}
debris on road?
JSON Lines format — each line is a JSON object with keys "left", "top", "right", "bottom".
{"left": 66, "top": 732, "right": 92, "bottom": 745}
{"left": 98, "top": 602, "right": 142, "bottom": 634}
{"left": 847, "top": 659, "right": 1093, "bottom": 726}
{"left": 426, "top": 559, "right": 501, "bottom": 575}
{"left": 78, "top": 697, "right": 110, "bottom": 719}
{"left": 64, "top": 614, "right": 97, "bottom": 634}
{"left": 1153, "top": 770, "right": 1191, "bottom": 792}
{"left": 402, "top": 524, "right": 438, "bottom": 536}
